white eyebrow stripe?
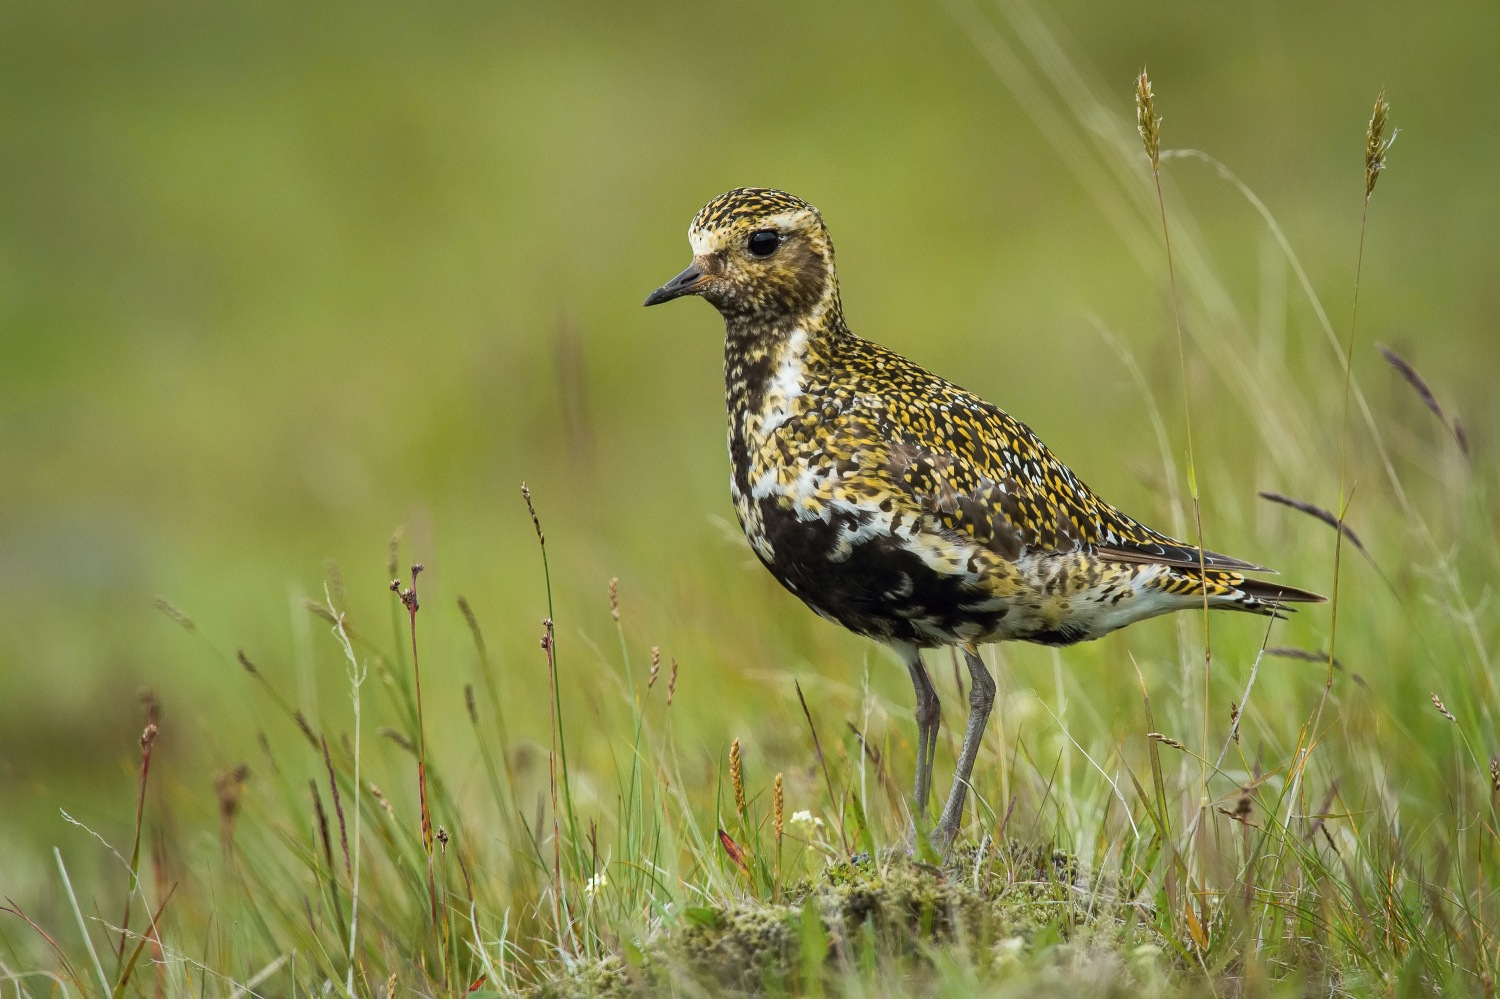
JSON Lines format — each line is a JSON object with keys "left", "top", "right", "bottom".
{"left": 688, "top": 210, "right": 814, "bottom": 256}
{"left": 689, "top": 229, "right": 718, "bottom": 255}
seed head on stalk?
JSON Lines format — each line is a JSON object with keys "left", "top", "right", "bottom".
{"left": 1365, "top": 91, "right": 1396, "bottom": 201}
{"left": 730, "top": 739, "right": 746, "bottom": 819}
{"left": 773, "top": 773, "right": 784, "bottom": 842}
{"left": 1135, "top": 70, "right": 1161, "bottom": 172}
{"left": 1134, "top": 67, "right": 1214, "bottom": 805}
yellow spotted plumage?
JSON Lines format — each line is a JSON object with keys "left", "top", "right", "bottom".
{"left": 646, "top": 187, "right": 1324, "bottom": 840}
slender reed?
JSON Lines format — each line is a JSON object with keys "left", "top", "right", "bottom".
{"left": 1136, "top": 70, "right": 1213, "bottom": 798}
{"left": 1308, "top": 91, "right": 1395, "bottom": 762}
{"left": 328, "top": 594, "right": 367, "bottom": 999}
{"left": 523, "top": 483, "right": 579, "bottom": 848}
{"left": 114, "top": 710, "right": 159, "bottom": 980}
{"left": 391, "top": 564, "right": 443, "bottom": 983}
{"left": 540, "top": 617, "right": 566, "bottom": 953}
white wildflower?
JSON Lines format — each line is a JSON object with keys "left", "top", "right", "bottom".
{"left": 583, "top": 871, "right": 608, "bottom": 898}
{"left": 790, "top": 810, "right": 824, "bottom": 828}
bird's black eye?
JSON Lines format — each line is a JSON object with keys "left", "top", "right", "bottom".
{"left": 747, "top": 229, "right": 780, "bottom": 257}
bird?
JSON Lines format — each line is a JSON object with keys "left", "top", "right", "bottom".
{"left": 644, "top": 187, "right": 1324, "bottom": 846}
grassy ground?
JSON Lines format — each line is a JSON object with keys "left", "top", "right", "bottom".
{"left": 3, "top": 1, "right": 1499, "bottom": 996}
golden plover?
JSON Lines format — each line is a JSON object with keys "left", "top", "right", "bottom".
{"left": 645, "top": 187, "right": 1324, "bottom": 845}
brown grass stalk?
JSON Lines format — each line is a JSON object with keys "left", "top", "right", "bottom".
{"left": 109, "top": 885, "right": 176, "bottom": 999}
{"left": 1306, "top": 90, "right": 1394, "bottom": 784}
{"left": 309, "top": 779, "right": 349, "bottom": 947}
{"left": 321, "top": 735, "right": 352, "bottom": 881}
{"left": 114, "top": 708, "right": 158, "bottom": 979}
{"left": 1137, "top": 69, "right": 1213, "bottom": 799}
{"left": 2, "top": 896, "right": 87, "bottom": 996}
{"left": 391, "top": 564, "right": 442, "bottom": 981}
{"left": 795, "top": 680, "right": 846, "bottom": 852}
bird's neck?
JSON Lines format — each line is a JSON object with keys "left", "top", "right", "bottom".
{"left": 723, "top": 300, "right": 847, "bottom": 435}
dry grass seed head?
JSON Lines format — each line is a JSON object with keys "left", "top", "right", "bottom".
{"left": 216, "top": 765, "right": 250, "bottom": 850}
{"left": 388, "top": 527, "right": 404, "bottom": 579}
{"left": 774, "top": 772, "right": 784, "bottom": 840}
{"left": 324, "top": 559, "right": 346, "bottom": 610}
{"left": 730, "top": 738, "right": 746, "bottom": 817}
{"left": 152, "top": 597, "right": 196, "bottom": 632}
{"left": 1378, "top": 343, "right": 1444, "bottom": 420}
{"left": 521, "top": 482, "right": 544, "bottom": 543}
{"left": 1377, "top": 343, "right": 1467, "bottom": 454}
{"left": 1135, "top": 70, "right": 1161, "bottom": 170}
{"left": 293, "top": 711, "right": 319, "bottom": 748}
{"left": 369, "top": 783, "right": 395, "bottom": 821}
{"left": 140, "top": 687, "right": 161, "bottom": 727}
{"left": 379, "top": 727, "right": 415, "bottom": 753}
{"left": 1431, "top": 693, "right": 1456, "bottom": 723}
{"left": 1365, "top": 90, "right": 1395, "bottom": 198}
{"left": 236, "top": 650, "right": 260, "bottom": 678}
{"left": 305, "top": 598, "right": 337, "bottom": 626}
{"left": 1257, "top": 492, "right": 1372, "bottom": 562}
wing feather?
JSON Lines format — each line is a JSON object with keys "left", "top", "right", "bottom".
{"left": 838, "top": 341, "right": 1282, "bottom": 576}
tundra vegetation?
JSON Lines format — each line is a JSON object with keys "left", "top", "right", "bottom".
{"left": 1, "top": 3, "right": 1495, "bottom": 997}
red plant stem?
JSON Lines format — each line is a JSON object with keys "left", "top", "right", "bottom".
{"left": 4, "top": 896, "right": 86, "bottom": 995}
{"left": 409, "top": 619, "right": 432, "bottom": 850}
{"left": 401, "top": 566, "right": 443, "bottom": 985}
{"left": 542, "top": 620, "right": 566, "bottom": 949}
{"left": 115, "top": 723, "right": 157, "bottom": 975}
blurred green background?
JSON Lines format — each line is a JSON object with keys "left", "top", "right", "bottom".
{"left": 1, "top": 0, "right": 1496, "bottom": 898}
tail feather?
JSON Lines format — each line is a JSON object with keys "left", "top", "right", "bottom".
{"left": 1234, "top": 578, "right": 1326, "bottom": 605}
{"left": 1217, "top": 577, "right": 1327, "bottom": 618}
{"left": 1145, "top": 565, "right": 1327, "bottom": 618}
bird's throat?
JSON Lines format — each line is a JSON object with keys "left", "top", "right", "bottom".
{"left": 722, "top": 308, "right": 844, "bottom": 503}
{"left": 722, "top": 309, "right": 844, "bottom": 434}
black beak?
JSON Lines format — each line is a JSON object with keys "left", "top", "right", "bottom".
{"left": 643, "top": 262, "right": 706, "bottom": 306}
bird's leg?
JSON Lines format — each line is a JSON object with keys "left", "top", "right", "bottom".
{"left": 934, "top": 645, "right": 996, "bottom": 848}
{"left": 915, "top": 665, "right": 940, "bottom": 818}
{"left": 896, "top": 642, "right": 940, "bottom": 820}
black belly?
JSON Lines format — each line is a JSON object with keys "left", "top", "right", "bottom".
{"left": 750, "top": 497, "right": 1009, "bottom": 647}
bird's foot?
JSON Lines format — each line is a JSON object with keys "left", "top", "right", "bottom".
{"left": 901, "top": 813, "right": 953, "bottom": 865}
{"left": 930, "top": 822, "right": 960, "bottom": 858}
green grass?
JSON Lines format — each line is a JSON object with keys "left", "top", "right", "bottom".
{"left": 3, "top": 1, "right": 1499, "bottom": 996}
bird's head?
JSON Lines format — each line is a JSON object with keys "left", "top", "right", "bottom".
{"left": 644, "top": 188, "right": 840, "bottom": 323}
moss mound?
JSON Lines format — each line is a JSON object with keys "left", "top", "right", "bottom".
{"left": 531, "top": 844, "right": 1167, "bottom": 997}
